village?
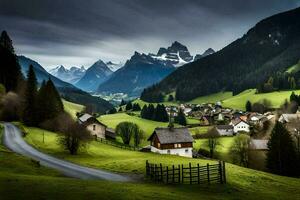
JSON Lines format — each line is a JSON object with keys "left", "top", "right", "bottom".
{"left": 73, "top": 98, "right": 300, "bottom": 172}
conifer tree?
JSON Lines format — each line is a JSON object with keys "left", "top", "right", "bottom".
{"left": 23, "top": 65, "right": 38, "bottom": 126}
{"left": 0, "top": 31, "right": 23, "bottom": 91}
{"left": 245, "top": 101, "right": 252, "bottom": 112}
{"left": 266, "top": 122, "right": 299, "bottom": 176}
{"left": 125, "top": 102, "right": 133, "bottom": 111}
{"left": 175, "top": 108, "right": 187, "bottom": 126}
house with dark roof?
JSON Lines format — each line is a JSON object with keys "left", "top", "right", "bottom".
{"left": 216, "top": 125, "right": 234, "bottom": 136}
{"left": 78, "top": 113, "right": 116, "bottom": 140}
{"left": 147, "top": 127, "right": 194, "bottom": 157}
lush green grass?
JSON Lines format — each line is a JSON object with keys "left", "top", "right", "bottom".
{"left": 133, "top": 99, "right": 179, "bottom": 107}
{"left": 286, "top": 62, "right": 300, "bottom": 73}
{"left": 222, "top": 89, "right": 300, "bottom": 110}
{"left": 63, "top": 100, "right": 84, "bottom": 118}
{"left": 188, "top": 91, "right": 233, "bottom": 104}
{"left": 194, "top": 137, "right": 235, "bottom": 162}
{"left": 189, "top": 126, "right": 212, "bottom": 135}
{"left": 19, "top": 125, "right": 300, "bottom": 200}
{"left": 98, "top": 113, "right": 173, "bottom": 146}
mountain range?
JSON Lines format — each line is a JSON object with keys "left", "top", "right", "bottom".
{"left": 141, "top": 7, "right": 300, "bottom": 102}
{"left": 49, "top": 65, "right": 86, "bottom": 84}
{"left": 97, "top": 51, "right": 176, "bottom": 97}
{"left": 95, "top": 42, "right": 214, "bottom": 97}
{"left": 75, "top": 60, "right": 113, "bottom": 91}
{"left": 18, "top": 56, "right": 113, "bottom": 113}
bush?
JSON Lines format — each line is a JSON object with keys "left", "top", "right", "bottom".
{"left": 198, "top": 148, "right": 210, "bottom": 157}
{"left": 0, "top": 92, "right": 22, "bottom": 121}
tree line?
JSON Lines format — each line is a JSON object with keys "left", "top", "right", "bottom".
{"left": 141, "top": 104, "right": 169, "bottom": 122}
{"left": 0, "top": 30, "right": 91, "bottom": 155}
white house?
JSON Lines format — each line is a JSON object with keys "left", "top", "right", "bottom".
{"left": 147, "top": 127, "right": 194, "bottom": 157}
{"left": 216, "top": 125, "right": 234, "bottom": 136}
{"left": 230, "top": 118, "right": 250, "bottom": 133}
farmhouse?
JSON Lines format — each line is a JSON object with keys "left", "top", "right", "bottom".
{"left": 147, "top": 127, "right": 194, "bottom": 157}
{"left": 78, "top": 113, "right": 116, "bottom": 139}
{"left": 230, "top": 118, "right": 250, "bottom": 133}
{"left": 216, "top": 125, "right": 234, "bottom": 136}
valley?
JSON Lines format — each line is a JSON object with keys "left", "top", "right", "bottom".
{"left": 1, "top": 2, "right": 300, "bottom": 200}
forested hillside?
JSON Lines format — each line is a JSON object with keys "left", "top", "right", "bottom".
{"left": 141, "top": 7, "right": 300, "bottom": 102}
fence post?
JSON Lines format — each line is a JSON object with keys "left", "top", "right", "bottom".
{"left": 219, "top": 161, "right": 223, "bottom": 184}
{"left": 181, "top": 164, "right": 184, "bottom": 183}
{"left": 207, "top": 163, "right": 210, "bottom": 184}
{"left": 189, "top": 163, "right": 192, "bottom": 184}
{"left": 222, "top": 161, "right": 226, "bottom": 184}
{"left": 172, "top": 165, "right": 175, "bottom": 183}
{"left": 154, "top": 164, "right": 157, "bottom": 182}
{"left": 178, "top": 164, "right": 180, "bottom": 183}
{"left": 197, "top": 163, "right": 200, "bottom": 184}
{"left": 160, "top": 163, "right": 163, "bottom": 182}
{"left": 166, "top": 166, "right": 169, "bottom": 184}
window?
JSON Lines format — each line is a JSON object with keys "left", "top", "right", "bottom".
{"left": 174, "top": 144, "right": 181, "bottom": 148}
{"left": 93, "top": 125, "right": 96, "bottom": 131}
{"left": 178, "top": 144, "right": 182, "bottom": 148}
{"left": 174, "top": 144, "right": 178, "bottom": 148}
{"left": 185, "top": 149, "right": 189, "bottom": 153}
{"left": 157, "top": 143, "right": 161, "bottom": 148}
{"left": 167, "top": 150, "right": 171, "bottom": 154}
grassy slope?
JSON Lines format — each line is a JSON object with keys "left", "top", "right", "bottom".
{"left": 188, "top": 91, "right": 233, "bottom": 104}
{"left": 222, "top": 89, "right": 300, "bottom": 110}
{"left": 286, "top": 62, "right": 300, "bottom": 73}
{"left": 20, "top": 126, "right": 300, "bottom": 200}
{"left": 0, "top": 126, "right": 247, "bottom": 200}
{"left": 63, "top": 100, "right": 84, "bottom": 118}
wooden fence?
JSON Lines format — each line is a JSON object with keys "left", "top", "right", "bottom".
{"left": 97, "top": 138, "right": 141, "bottom": 151}
{"left": 145, "top": 160, "right": 226, "bottom": 184}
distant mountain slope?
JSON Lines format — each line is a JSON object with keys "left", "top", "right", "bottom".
{"left": 97, "top": 52, "right": 175, "bottom": 97}
{"left": 18, "top": 56, "right": 113, "bottom": 113}
{"left": 141, "top": 7, "right": 300, "bottom": 102}
{"left": 49, "top": 65, "right": 86, "bottom": 84}
{"left": 75, "top": 60, "right": 113, "bottom": 92}
{"left": 18, "top": 56, "right": 75, "bottom": 89}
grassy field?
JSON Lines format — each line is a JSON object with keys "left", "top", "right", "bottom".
{"left": 16, "top": 125, "right": 300, "bottom": 200}
{"left": 222, "top": 89, "right": 300, "bottom": 110}
{"left": 188, "top": 92, "right": 233, "bottom": 104}
{"left": 134, "top": 91, "right": 233, "bottom": 107}
{"left": 98, "top": 113, "right": 170, "bottom": 145}
{"left": 286, "top": 62, "right": 300, "bottom": 73}
{"left": 63, "top": 100, "right": 85, "bottom": 118}
{"left": 194, "top": 137, "right": 235, "bottom": 162}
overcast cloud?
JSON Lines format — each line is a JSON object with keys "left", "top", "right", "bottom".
{"left": 0, "top": 0, "right": 299, "bottom": 69}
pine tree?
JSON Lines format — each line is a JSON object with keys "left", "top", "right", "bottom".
{"left": 266, "top": 122, "right": 299, "bottom": 176}
{"left": 175, "top": 109, "right": 187, "bottom": 126}
{"left": 0, "top": 31, "right": 14, "bottom": 53}
{"left": 23, "top": 65, "right": 38, "bottom": 126}
{"left": 37, "top": 79, "right": 64, "bottom": 122}
{"left": 168, "top": 95, "right": 174, "bottom": 102}
{"left": 0, "top": 31, "right": 23, "bottom": 91}
{"left": 120, "top": 99, "right": 126, "bottom": 106}
{"left": 125, "top": 102, "right": 133, "bottom": 111}
{"left": 141, "top": 105, "right": 148, "bottom": 119}
{"left": 148, "top": 104, "right": 155, "bottom": 120}
{"left": 245, "top": 101, "right": 252, "bottom": 112}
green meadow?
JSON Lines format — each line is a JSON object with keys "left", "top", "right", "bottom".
{"left": 1, "top": 124, "right": 296, "bottom": 200}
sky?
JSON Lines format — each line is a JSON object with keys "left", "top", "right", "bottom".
{"left": 0, "top": 0, "right": 299, "bottom": 70}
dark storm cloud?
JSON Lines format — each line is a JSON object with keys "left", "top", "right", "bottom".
{"left": 0, "top": 0, "right": 299, "bottom": 68}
